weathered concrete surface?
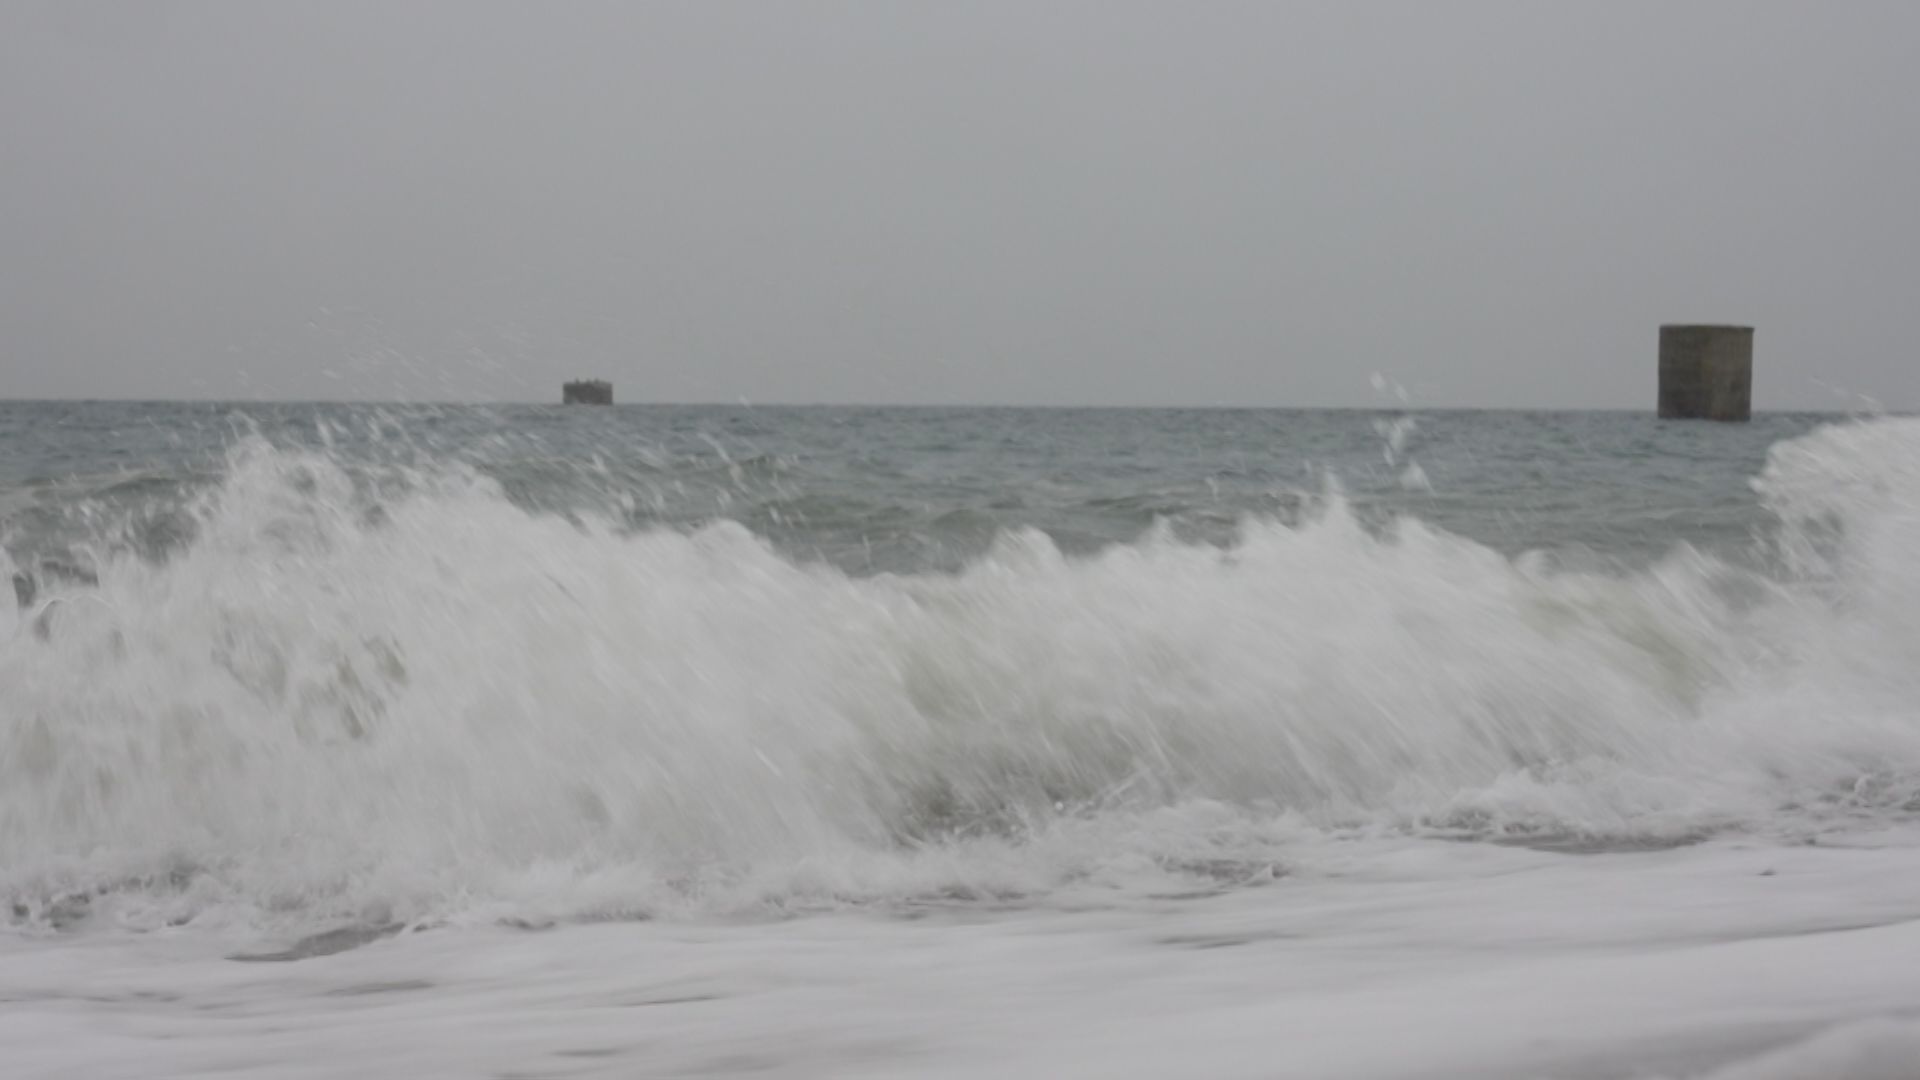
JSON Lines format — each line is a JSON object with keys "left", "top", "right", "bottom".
{"left": 1659, "top": 325, "right": 1752, "bottom": 421}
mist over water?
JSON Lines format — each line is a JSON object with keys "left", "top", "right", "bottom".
{"left": 2, "top": 406, "right": 1918, "bottom": 938}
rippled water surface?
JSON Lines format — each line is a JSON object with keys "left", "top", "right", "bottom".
{"left": 4, "top": 403, "right": 1918, "bottom": 1079}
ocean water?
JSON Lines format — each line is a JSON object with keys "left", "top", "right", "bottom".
{"left": 5, "top": 402, "right": 1920, "bottom": 1079}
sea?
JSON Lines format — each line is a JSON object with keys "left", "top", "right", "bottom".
{"left": 4, "top": 401, "right": 1920, "bottom": 1079}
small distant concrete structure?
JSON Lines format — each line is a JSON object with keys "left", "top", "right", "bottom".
{"left": 563, "top": 379, "right": 613, "bottom": 405}
{"left": 1658, "top": 325, "right": 1752, "bottom": 422}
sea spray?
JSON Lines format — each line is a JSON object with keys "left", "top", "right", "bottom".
{"left": 3, "top": 420, "right": 1919, "bottom": 931}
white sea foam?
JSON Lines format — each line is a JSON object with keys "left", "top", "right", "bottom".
{"left": 3, "top": 420, "right": 1920, "bottom": 936}
{"left": 7, "top": 832, "right": 1920, "bottom": 1079}
{"left": 1686, "top": 1019, "right": 1920, "bottom": 1080}
{"left": 7, "top": 418, "right": 1920, "bottom": 1079}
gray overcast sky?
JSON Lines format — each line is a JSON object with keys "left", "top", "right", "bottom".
{"left": 2, "top": 1, "right": 1917, "bottom": 408}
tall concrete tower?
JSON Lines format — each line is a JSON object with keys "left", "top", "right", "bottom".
{"left": 1658, "top": 325, "right": 1752, "bottom": 421}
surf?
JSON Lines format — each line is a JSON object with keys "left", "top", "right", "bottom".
{"left": 3, "top": 418, "right": 1919, "bottom": 934}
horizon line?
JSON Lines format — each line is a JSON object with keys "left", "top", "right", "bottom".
{"left": 0, "top": 398, "right": 1886, "bottom": 414}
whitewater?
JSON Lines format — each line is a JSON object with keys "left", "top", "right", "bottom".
{"left": 4, "top": 405, "right": 1920, "bottom": 1078}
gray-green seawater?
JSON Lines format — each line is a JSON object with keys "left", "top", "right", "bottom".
{"left": 3, "top": 401, "right": 1919, "bottom": 933}
{"left": 0, "top": 403, "right": 1838, "bottom": 579}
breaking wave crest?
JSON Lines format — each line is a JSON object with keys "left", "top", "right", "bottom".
{"left": 5, "top": 419, "right": 1920, "bottom": 932}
